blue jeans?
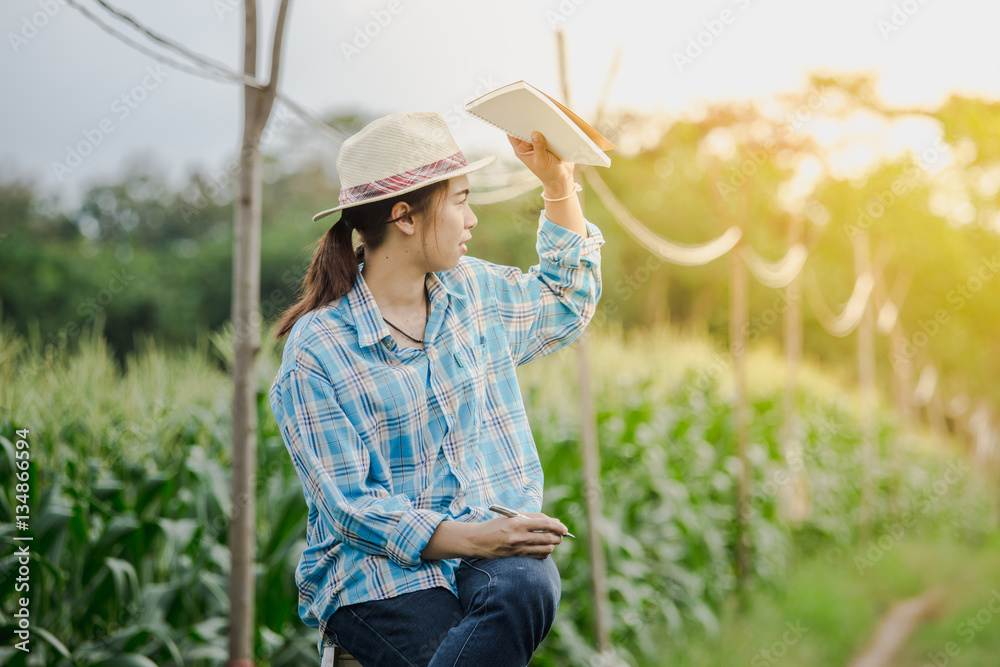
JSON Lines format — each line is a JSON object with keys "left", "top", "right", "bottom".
{"left": 324, "top": 556, "right": 561, "bottom": 666}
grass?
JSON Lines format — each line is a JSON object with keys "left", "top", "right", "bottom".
{"left": 642, "top": 532, "right": 1000, "bottom": 667}
{"left": 892, "top": 534, "right": 1000, "bottom": 667}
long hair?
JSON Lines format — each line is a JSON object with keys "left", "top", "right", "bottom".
{"left": 273, "top": 178, "right": 452, "bottom": 339}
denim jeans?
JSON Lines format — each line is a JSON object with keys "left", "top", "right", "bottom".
{"left": 324, "top": 556, "right": 561, "bottom": 666}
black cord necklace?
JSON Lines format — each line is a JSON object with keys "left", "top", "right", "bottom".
{"left": 381, "top": 286, "right": 429, "bottom": 345}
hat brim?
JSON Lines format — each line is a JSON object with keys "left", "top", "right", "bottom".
{"left": 312, "top": 155, "right": 498, "bottom": 222}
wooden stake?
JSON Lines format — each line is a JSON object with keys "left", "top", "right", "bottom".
{"left": 781, "top": 216, "right": 809, "bottom": 524}
{"left": 706, "top": 156, "right": 752, "bottom": 587}
{"left": 876, "top": 268, "right": 912, "bottom": 518}
{"left": 729, "top": 172, "right": 752, "bottom": 586}
{"left": 556, "top": 28, "right": 611, "bottom": 654}
{"left": 854, "top": 231, "right": 877, "bottom": 541}
{"left": 229, "top": 2, "right": 291, "bottom": 664}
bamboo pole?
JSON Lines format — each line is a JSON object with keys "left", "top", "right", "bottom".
{"left": 707, "top": 157, "right": 752, "bottom": 587}
{"left": 878, "top": 269, "right": 912, "bottom": 518}
{"left": 854, "top": 231, "right": 877, "bottom": 541}
{"left": 730, "top": 205, "right": 751, "bottom": 585}
{"left": 781, "top": 216, "right": 809, "bottom": 524}
{"left": 555, "top": 28, "right": 611, "bottom": 654}
{"left": 886, "top": 325, "right": 907, "bottom": 518}
{"left": 229, "top": 2, "right": 291, "bottom": 665}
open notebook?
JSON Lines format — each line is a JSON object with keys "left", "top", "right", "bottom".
{"left": 464, "top": 80, "right": 616, "bottom": 168}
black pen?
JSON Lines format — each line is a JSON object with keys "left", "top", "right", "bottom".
{"left": 488, "top": 504, "right": 575, "bottom": 538}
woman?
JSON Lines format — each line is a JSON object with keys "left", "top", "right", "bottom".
{"left": 269, "top": 110, "right": 605, "bottom": 666}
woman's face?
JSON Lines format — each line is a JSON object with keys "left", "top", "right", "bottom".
{"left": 419, "top": 174, "right": 477, "bottom": 272}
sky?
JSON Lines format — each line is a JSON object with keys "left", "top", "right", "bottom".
{"left": 2, "top": 0, "right": 998, "bottom": 211}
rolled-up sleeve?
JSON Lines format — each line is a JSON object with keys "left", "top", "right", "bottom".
{"left": 272, "top": 365, "right": 447, "bottom": 568}
{"left": 478, "top": 212, "right": 605, "bottom": 366}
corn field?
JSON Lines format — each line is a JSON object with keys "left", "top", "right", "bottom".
{"left": 0, "top": 318, "right": 995, "bottom": 666}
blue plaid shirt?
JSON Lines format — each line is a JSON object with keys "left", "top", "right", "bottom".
{"left": 268, "top": 212, "right": 604, "bottom": 656}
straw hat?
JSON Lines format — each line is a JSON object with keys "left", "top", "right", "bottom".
{"left": 312, "top": 111, "right": 496, "bottom": 222}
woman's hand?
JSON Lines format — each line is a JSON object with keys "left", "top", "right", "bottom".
{"left": 473, "top": 513, "right": 569, "bottom": 560}
{"left": 507, "top": 131, "right": 576, "bottom": 197}
{"left": 505, "top": 131, "right": 587, "bottom": 236}
{"left": 421, "top": 513, "right": 569, "bottom": 561}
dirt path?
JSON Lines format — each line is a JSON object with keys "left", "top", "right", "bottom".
{"left": 848, "top": 587, "right": 945, "bottom": 667}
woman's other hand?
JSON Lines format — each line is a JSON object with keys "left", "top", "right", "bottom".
{"left": 420, "top": 513, "right": 569, "bottom": 561}
{"left": 472, "top": 512, "right": 569, "bottom": 560}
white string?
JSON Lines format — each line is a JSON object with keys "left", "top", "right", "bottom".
{"left": 66, "top": 0, "right": 243, "bottom": 83}
{"left": 876, "top": 300, "right": 898, "bottom": 335}
{"left": 804, "top": 268, "right": 874, "bottom": 337}
{"left": 741, "top": 244, "right": 808, "bottom": 288}
{"left": 582, "top": 167, "right": 742, "bottom": 266}
{"left": 468, "top": 180, "right": 542, "bottom": 205}
{"left": 276, "top": 96, "right": 351, "bottom": 145}
{"left": 67, "top": 0, "right": 351, "bottom": 147}
{"left": 87, "top": 0, "right": 263, "bottom": 86}
{"left": 69, "top": 0, "right": 993, "bottom": 424}
{"left": 872, "top": 267, "right": 912, "bottom": 336}
{"left": 913, "top": 364, "right": 938, "bottom": 406}
{"left": 969, "top": 403, "right": 997, "bottom": 460}
{"left": 468, "top": 167, "right": 538, "bottom": 188}
{"left": 68, "top": 1, "right": 581, "bottom": 197}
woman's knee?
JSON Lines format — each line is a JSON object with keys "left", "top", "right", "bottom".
{"left": 492, "top": 556, "right": 561, "bottom": 617}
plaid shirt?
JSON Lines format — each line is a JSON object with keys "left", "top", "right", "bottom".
{"left": 268, "top": 212, "right": 605, "bottom": 656}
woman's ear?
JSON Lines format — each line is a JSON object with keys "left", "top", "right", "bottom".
{"left": 388, "top": 201, "right": 417, "bottom": 235}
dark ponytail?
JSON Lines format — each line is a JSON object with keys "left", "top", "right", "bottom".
{"left": 273, "top": 178, "right": 451, "bottom": 339}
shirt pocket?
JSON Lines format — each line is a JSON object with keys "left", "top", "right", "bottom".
{"left": 453, "top": 336, "right": 489, "bottom": 431}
